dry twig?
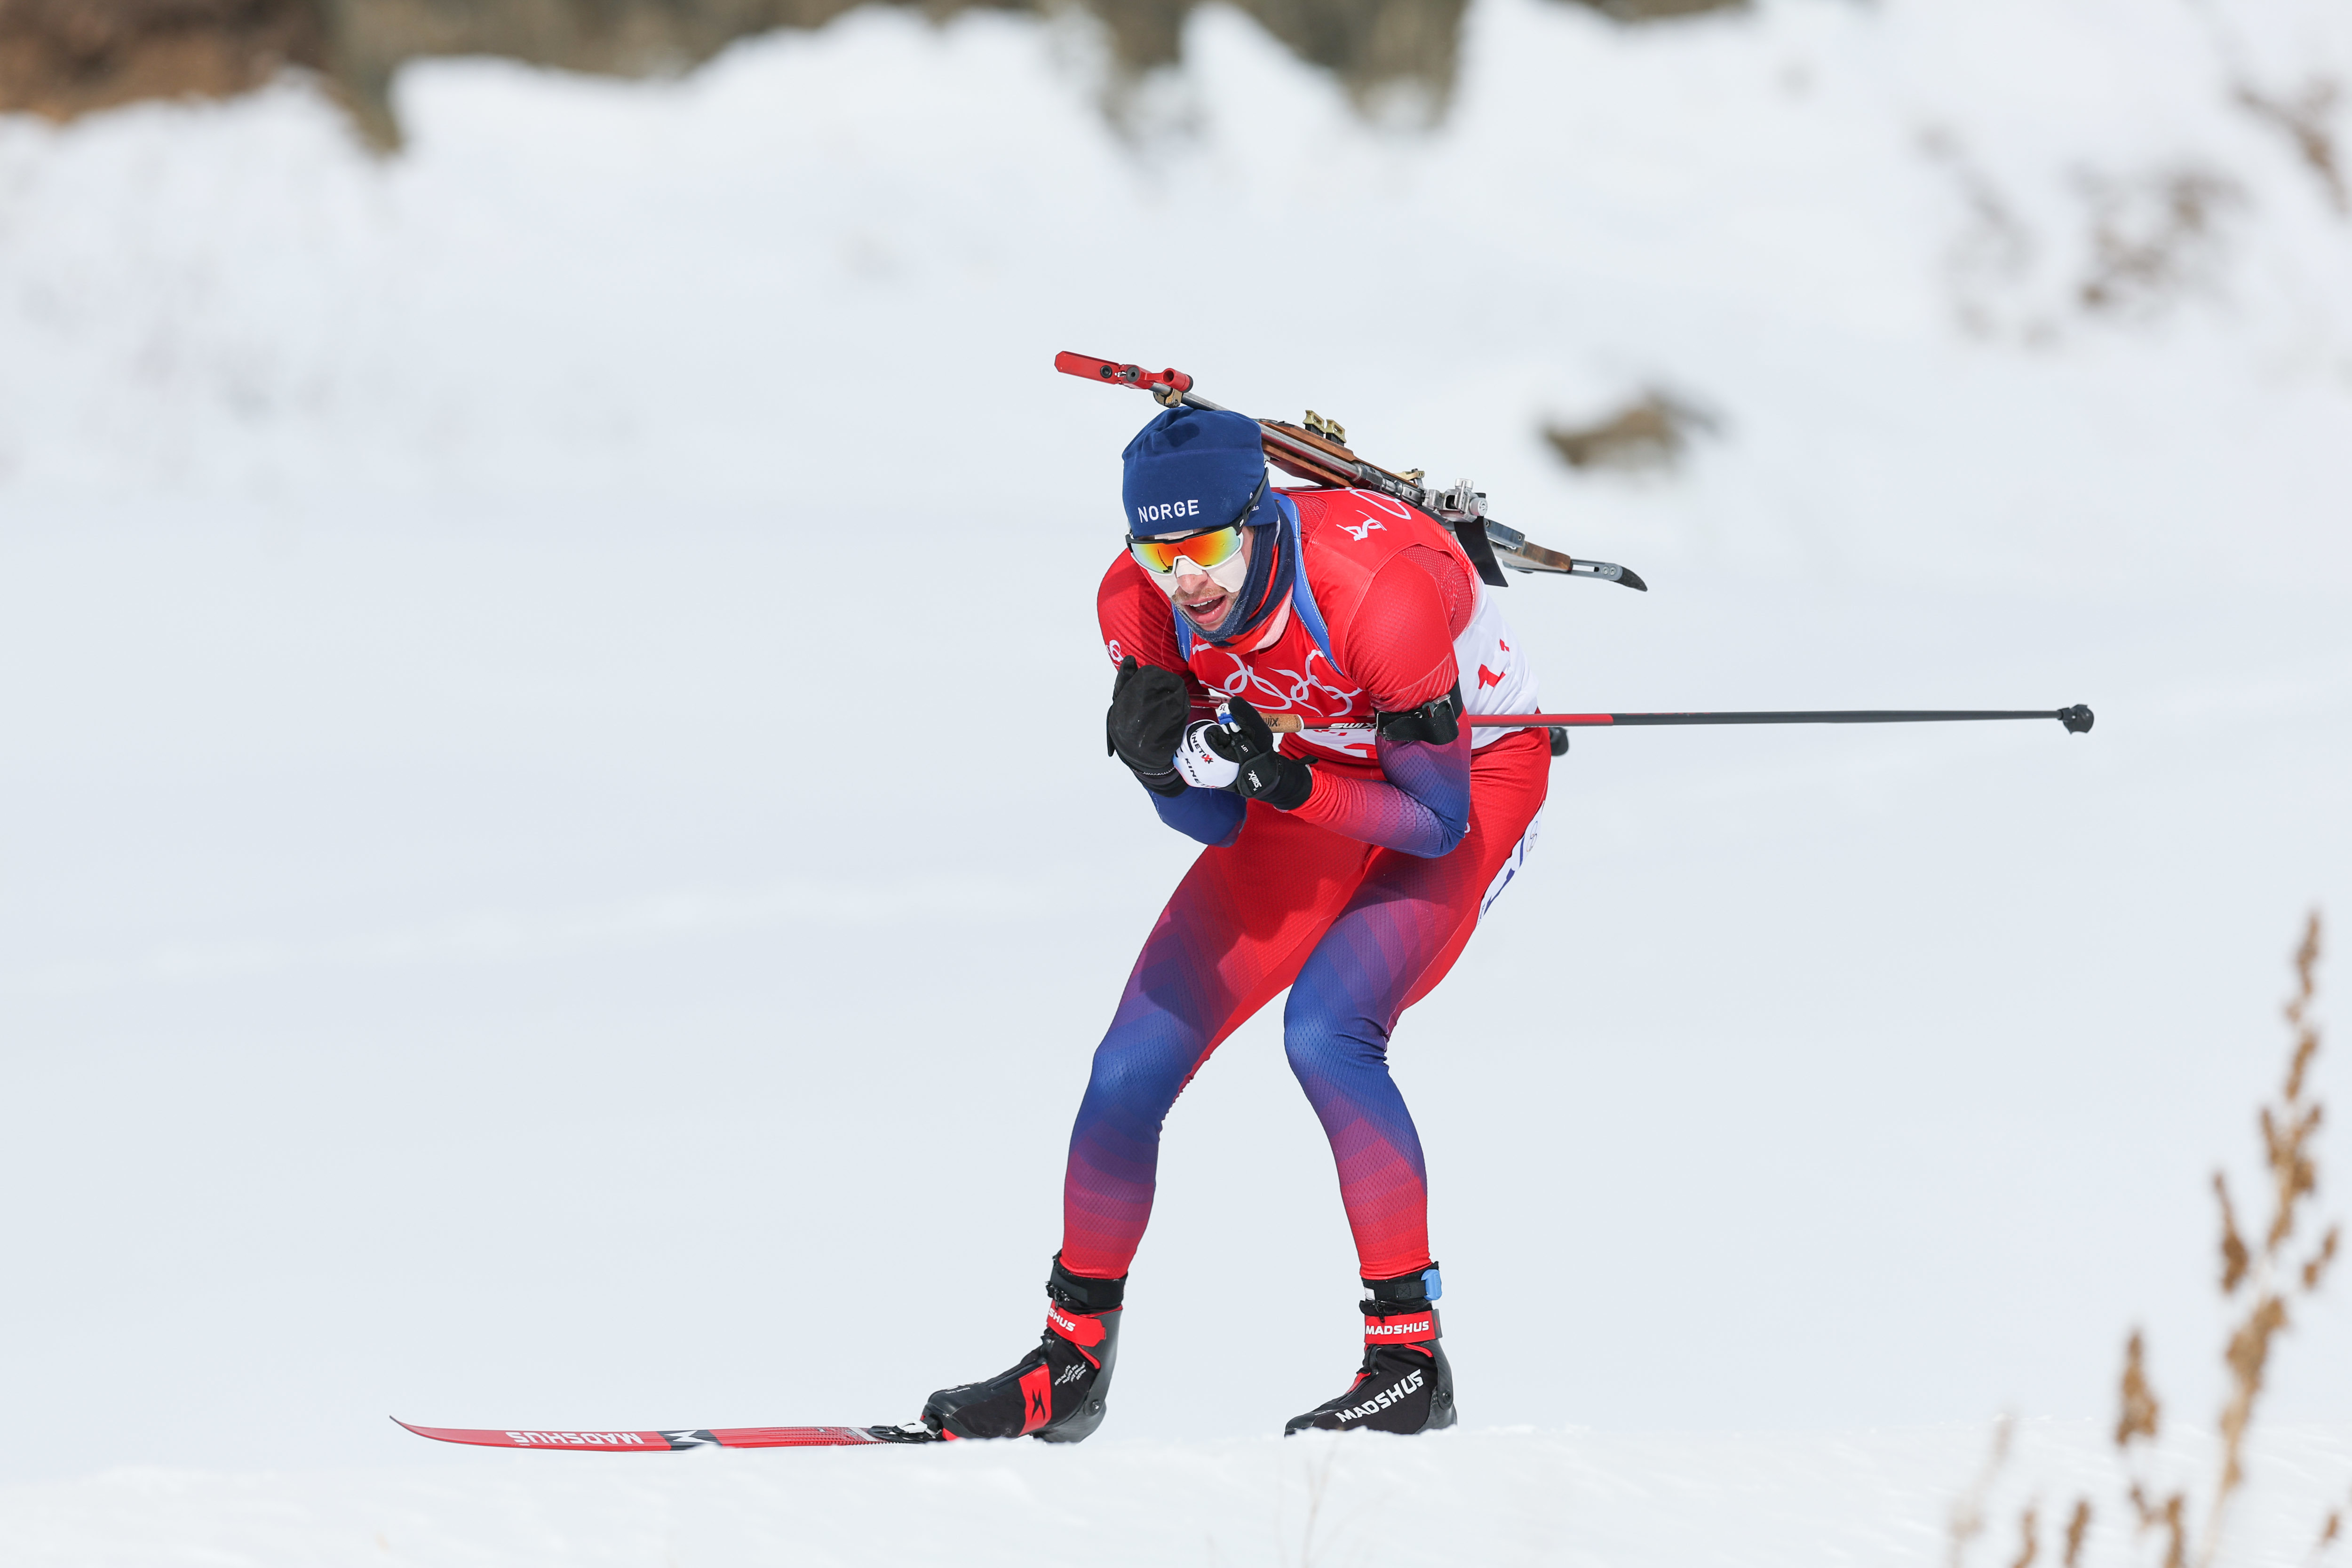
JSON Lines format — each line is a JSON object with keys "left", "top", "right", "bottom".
{"left": 1951, "top": 1416, "right": 2017, "bottom": 1568}
{"left": 2115, "top": 1331, "right": 2161, "bottom": 1449}
{"left": 2195, "top": 912, "right": 2333, "bottom": 1566}
{"left": 2009, "top": 1503, "right": 2041, "bottom": 1568}
{"left": 2234, "top": 79, "right": 2349, "bottom": 216}
{"left": 2061, "top": 1499, "right": 2092, "bottom": 1568}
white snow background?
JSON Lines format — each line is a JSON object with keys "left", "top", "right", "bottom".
{"left": 3, "top": 0, "right": 2351, "bottom": 1560}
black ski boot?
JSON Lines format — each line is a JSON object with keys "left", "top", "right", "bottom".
{"left": 922, "top": 1256, "right": 1123, "bottom": 1442}
{"left": 1284, "top": 1266, "right": 1457, "bottom": 1435}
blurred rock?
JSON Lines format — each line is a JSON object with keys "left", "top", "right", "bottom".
{"left": 0, "top": 0, "right": 324, "bottom": 119}
{"left": 1558, "top": 0, "right": 1742, "bottom": 18}
{"left": 0, "top": 0, "right": 1747, "bottom": 140}
{"left": 0, "top": 0, "right": 1639, "bottom": 142}
{"left": 324, "top": 0, "right": 866, "bottom": 143}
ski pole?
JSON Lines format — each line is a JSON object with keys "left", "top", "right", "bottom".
{"left": 1260, "top": 705, "right": 2095, "bottom": 734}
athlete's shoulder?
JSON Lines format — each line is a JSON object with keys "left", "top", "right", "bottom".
{"left": 1097, "top": 551, "right": 1183, "bottom": 672}
{"left": 1291, "top": 487, "right": 1440, "bottom": 564}
{"left": 1288, "top": 487, "right": 1404, "bottom": 539}
{"left": 1099, "top": 550, "right": 1160, "bottom": 601}
{"left": 1291, "top": 488, "right": 1454, "bottom": 608}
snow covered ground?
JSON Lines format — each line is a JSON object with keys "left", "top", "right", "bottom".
{"left": 3, "top": 0, "right": 2351, "bottom": 1560}
{"left": 3, "top": 1424, "right": 2348, "bottom": 1568}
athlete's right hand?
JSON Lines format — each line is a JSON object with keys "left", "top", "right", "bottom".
{"left": 1197, "top": 696, "right": 1315, "bottom": 809}
{"left": 1107, "top": 656, "right": 1191, "bottom": 798}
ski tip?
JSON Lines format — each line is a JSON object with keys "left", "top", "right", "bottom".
{"left": 2059, "top": 704, "right": 2094, "bottom": 734}
{"left": 389, "top": 1417, "right": 950, "bottom": 1450}
{"left": 392, "top": 1417, "right": 486, "bottom": 1447}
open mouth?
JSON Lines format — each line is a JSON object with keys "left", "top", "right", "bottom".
{"left": 1180, "top": 592, "right": 1230, "bottom": 624}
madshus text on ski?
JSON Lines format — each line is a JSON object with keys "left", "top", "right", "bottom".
{"left": 397, "top": 356, "right": 2094, "bottom": 1454}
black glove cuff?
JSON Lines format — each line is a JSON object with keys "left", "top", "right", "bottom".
{"left": 1133, "top": 765, "right": 1188, "bottom": 799}
{"left": 1263, "top": 760, "right": 1314, "bottom": 811}
{"left": 1237, "top": 752, "right": 1314, "bottom": 810}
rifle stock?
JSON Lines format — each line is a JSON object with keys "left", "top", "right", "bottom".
{"left": 1056, "top": 351, "right": 1646, "bottom": 593}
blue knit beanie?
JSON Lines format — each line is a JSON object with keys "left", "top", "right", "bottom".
{"left": 1120, "top": 407, "right": 1274, "bottom": 537}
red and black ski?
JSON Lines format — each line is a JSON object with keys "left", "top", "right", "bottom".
{"left": 393, "top": 1418, "right": 946, "bottom": 1449}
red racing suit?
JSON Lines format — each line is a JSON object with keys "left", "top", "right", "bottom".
{"left": 1062, "top": 488, "right": 1550, "bottom": 1283}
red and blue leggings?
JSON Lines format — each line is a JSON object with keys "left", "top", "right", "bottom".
{"left": 1059, "top": 728, "right": 1551, "bottom": 1283}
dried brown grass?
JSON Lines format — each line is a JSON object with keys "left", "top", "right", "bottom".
{"left": 2199, "top": 917, "right": 2340, "bottom": 1552}
{"left": 1954, "top": 912, "right": 2343, "bottom": 1568}
{"left": 2234, "top": 79, "right": 2348, "bottom": 217}
{"left": 2116, "top": 912, "right": 2337, "bottom": 1568}
{"left": 1952, "top": 1416, "right": 2018, "bottom": 1568}
{"left": 2062, "top": 1499, "right": 2093, "bottom": 1568}
{"left": 1541, "top": 392, "right": 1719, "bottom": 475}
{"left": 2010, "top": 1503, "right": 2042, "bottom": 1568}
{"left": 2075, "top": 168, "right": 2244, "bottom": 317}
{"left": 2315, "top": 1496, "right": 2345, "bottom": 1568}
{"left": 1918, "top": 127, "right": 2044, "bottom": 341}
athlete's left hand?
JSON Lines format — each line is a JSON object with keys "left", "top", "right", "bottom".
{"left": 1202, "top": 697, "right": 1315, "bottom": 810}
{"left": 1108, "top": 656, "right": 1192, "bottom": 798}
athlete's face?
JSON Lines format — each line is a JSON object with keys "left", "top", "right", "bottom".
{"left": 1168, "top": 526, "right": 1252, "bottom": 628}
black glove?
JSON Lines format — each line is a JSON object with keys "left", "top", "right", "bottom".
{"left": 1107, "top": 656, "right": 1191, "bottom": 798}
{"left": 1199, "top": 696, "right": 1315, "bottom": 810}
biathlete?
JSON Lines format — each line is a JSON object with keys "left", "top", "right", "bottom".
{"left": 922, "top": 405, "right": 1549, "bottom": 1439}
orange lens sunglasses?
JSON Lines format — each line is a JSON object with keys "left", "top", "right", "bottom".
{"left": 1126, "top": 524, "right": 1247, "bottom": 577}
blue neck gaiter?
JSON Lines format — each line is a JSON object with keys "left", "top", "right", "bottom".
{"left": 1193, "top": 509, "right": 1295, "bottom": 648}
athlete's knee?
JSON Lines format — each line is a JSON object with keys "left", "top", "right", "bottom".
{"left": 1280, "top": 988, "right": 1388, "bottom": 1089}
{"left": 1081, "top": 1016, "right": 1208, "bottom": 1119}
